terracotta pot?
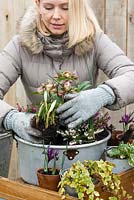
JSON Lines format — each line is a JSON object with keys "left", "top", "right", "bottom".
{"left": 37, "top": 168, "right": 60, "bottom": 191}
{"left": 94, "top": 184, "right": 113, "bottom": 200}
{"left": 64, "top": 184, "right": 113, "bottom": 200}
{"left": 108, "top": 130, "right": 123, "bottom": 146}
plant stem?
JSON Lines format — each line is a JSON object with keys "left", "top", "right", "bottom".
{"left": 44, "top": 150, "right": 48, "bottom": 173}
{"left": 52, "top": 155, "right": 56, "bottom": 175}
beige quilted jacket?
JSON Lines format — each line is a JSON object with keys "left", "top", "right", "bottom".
{"left": 0, "top": 6, "right": 134, "bottom": 127}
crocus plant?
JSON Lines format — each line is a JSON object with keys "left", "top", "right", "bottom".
{"left": 43, "top": 145, "right": 66, "bottom": 175}
{"left": 119, "top": 111, "right": 134, "bottom": 133}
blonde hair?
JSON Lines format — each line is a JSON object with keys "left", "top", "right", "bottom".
{"left": 36, "top": 14, "right": 50, "bottom": 36}
{"left": 36, "top": 0, "right": 100, "bottom": 48}
{"left": 68, "top": 0, "right": 100, "bottom": 47}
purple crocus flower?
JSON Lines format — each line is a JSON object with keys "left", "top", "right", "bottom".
{"left": 47, "top": 148, "right": 59, "bottom": 162}
{"left": 43, "top": 147, "right": 59, "bottom": 174}
{"left": 119, "top": 112, "right": 134, "bottom": 125}
{"left": 119, "top": 112, "right": 134, "bottom": 132}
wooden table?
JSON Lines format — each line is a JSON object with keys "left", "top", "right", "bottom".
{"left": 0, "top": 168, "right": 133, "bottom": 200}
{"left": 0, "top": 176, "right": 75, "bottom": 200}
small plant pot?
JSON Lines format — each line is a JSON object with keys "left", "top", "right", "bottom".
{"left": 64, "top": 185, "right": 77, "bottom": 198}
{"left": 37, "top": 168, "right": 60, "bottom": 191}
{"left": 59, "top": 168, "right": 78, "bottom": 197}
{"left": 104, "top": 147, "right": 133, "bottom": 173}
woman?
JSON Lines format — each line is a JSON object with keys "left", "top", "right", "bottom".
{"left": 1, "top": 0, "right": 134, "bottom": 143}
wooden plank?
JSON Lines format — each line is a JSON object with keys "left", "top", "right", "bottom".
{"left": 0, "top": 0, "right": 12, "bottom": 49}
{"left": 105, "top": 0, "right": 127, "bottom": 51}
{"left": 88, "top": 0, "right": 105, "bottom": 29}
{"left": 0, "top": 177, "right": 75, "bottom": 200}
{"left": 0, "top": 192, "right": 24, "bottom": 200}
{"left": 13, "top": 0, "right": 33, "bottom": 107}
{"left": 0, "top": 0, "right": 16, "bottom": 106}
{"left": 3, "top": 0, "right": 33, "bottom": 106}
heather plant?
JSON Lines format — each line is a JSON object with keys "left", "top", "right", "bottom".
{"left": 58, "top": 112, "right": 111, "bottom": 145}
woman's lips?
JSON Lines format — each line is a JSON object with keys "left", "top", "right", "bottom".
{"left": 51, "top": 23, "right": 64, "bottom": 29}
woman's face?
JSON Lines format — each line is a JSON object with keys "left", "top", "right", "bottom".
{"left": 37, "top": 0, "right": 69, "bottom": 35}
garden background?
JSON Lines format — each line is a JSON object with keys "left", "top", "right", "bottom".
{"left": 0, "top": 0, "right": 134, "bottom": 179}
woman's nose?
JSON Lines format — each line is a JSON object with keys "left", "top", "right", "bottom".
{"left": 52, "top": 8, "right": 61, "bottom": 19}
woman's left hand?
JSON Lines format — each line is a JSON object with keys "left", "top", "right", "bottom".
{"left": 57, "top": 85, "right": 115, "bottom": 129}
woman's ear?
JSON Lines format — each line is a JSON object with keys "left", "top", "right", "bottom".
{"left": 35, "top": 0, "right": 41, "bottom": 14}
{"left": 35, "top": 0, "right": 40, "bottom": 6}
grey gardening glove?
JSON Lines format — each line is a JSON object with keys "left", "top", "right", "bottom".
{"left": 3, "top": 110, "right": 43, "bottom": 143}
{"left": 57, "top": 84, "right": 115, "bottom": 129}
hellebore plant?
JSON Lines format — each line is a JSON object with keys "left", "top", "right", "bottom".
{"left": 35, "top": 71, "right": 92, "bottom": 129}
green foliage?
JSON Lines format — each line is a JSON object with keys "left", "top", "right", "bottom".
{"left": 34, "top": 71, "right": 111, "bottom": 145}
{"left": 58, "top": 160, "right": 132, "bottom": 200}
{"left": 107, "top": 143, "right": 134, "bottom": 167}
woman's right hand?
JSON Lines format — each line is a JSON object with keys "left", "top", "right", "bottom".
{"left": 3, "top": 110, "right": 43, "bottom": 143}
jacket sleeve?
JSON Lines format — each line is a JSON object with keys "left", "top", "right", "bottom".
{"left": 0, "top": 35, "right": 22, "bottom": 128}
{"left": 95, "top": 31, "right": 134, "bottom": 110}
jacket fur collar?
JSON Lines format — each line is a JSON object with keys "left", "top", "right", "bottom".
{"left": 18, "top": 5, "right": 94, "bottom": 55}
